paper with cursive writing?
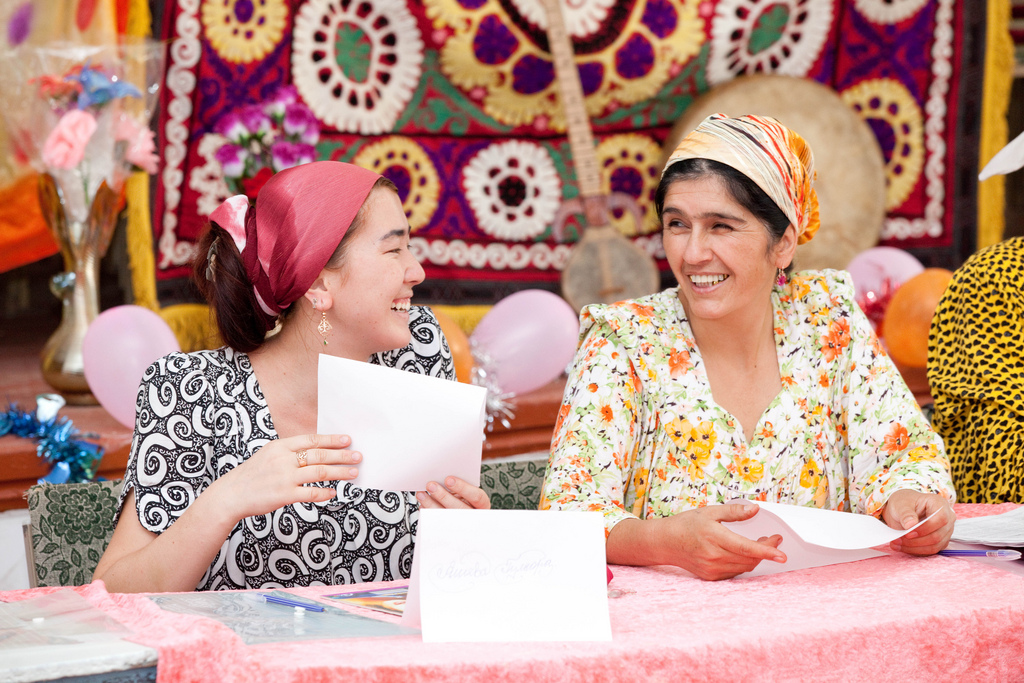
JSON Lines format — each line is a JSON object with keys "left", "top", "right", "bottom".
{"left": 317, "top": 355, "right": 487, "bottom": 490}
{"left": 403, "top": 509, "right": 611, "bottom": 642}
{"left": 723, "top": 500, "right": 937, "bottom": 577}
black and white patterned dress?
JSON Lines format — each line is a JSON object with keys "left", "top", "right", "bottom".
{"left": 116, "top": 306, "right": 454, "bottom": 590}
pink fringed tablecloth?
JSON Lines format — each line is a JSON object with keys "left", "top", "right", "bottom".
{"left": 3, "top": 504, "right": 1022, "bottom": 683}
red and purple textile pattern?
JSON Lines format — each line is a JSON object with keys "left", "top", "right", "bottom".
{"left": 153, "top": 0, "right": 964, "bottom": 290}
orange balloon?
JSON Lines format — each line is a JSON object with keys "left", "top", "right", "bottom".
{"left": 434, "top": 310, "right": 474, "bottom": 383}
{"left": 882, "top": 268, "right": 953, "bottom": 369}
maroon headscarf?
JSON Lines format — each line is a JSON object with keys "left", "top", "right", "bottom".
{"left": 209, "top": 161, "right": 382, "bottom": 330}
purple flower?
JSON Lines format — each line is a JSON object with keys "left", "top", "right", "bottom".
{"left": 264, "top": 85, "right": 299, "bottom": 118}
{"left": 270, "top": 141, "right": 316, "bottom": 172}
{"left": 238, "top": 104, "right": 272, "bottom": 137}
{"left": 215, "top": 143, "right": 249, "bottom": 178}
{"left": 214, "top": 111, "right": 248, "bottom": 144}
{"left": 282, "top": 103, "right": 320, "bottom": 145}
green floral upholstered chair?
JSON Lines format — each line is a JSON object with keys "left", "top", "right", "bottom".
{"left": 21, "top": 456, "right": 549, "bottom": 587}
{"left": 479, "top": 454, "right": 548, "bottom": 510}
{"left": 24, "top": 480, "right": 123, "bottom": 587}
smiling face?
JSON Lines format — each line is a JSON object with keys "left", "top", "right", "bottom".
{"left": 661, "top": 174, "right": 796, "bottom": 326}
{"left": 315, "top": 187, "right": 425, "bottom": 360}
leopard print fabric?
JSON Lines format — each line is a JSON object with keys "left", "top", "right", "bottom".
{"left": 927, "top": 237, "right": 1024, "bottom": 503}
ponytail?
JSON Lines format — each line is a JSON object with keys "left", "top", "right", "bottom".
{"left": 192, "top": 224, "right": 269, "bottom": 352}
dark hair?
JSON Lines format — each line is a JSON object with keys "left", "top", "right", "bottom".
{"left": 193, "top": 176, "right": 401, "bottom": 352}
{"left": 654, "top": 158, "right": 790, "bottom": 246}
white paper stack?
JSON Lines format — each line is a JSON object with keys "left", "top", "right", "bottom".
{"left": 951, "top": 506, "right": 1024, "bottom": 546}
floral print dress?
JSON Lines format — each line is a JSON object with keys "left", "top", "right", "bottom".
{"left": 540, "top": 271, "right": 955, "bottom": 533}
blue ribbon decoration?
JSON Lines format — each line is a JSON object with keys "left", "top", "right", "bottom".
{"left": 0, "top": 398, "right": 105, "bottom": 484}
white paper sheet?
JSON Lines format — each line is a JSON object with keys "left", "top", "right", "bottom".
{"left": 951, "top": 506, "right": 1024, "bottom": 546}
{"left": 404, "top": 509, "right": 612, "bottom": 642}
{"left": 723, "top": 501, "right": 933, "bottom": 577}
{"left": 317, "top": 355, "right": 487, "bottom": 491}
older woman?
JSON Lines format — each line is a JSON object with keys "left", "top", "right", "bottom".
{"left": 540, "top": 114, "right": 955, "bottom": 580}
{"left": 95, "top": 161, "right": 489, "bottom": 593}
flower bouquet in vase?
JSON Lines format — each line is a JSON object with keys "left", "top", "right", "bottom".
{"left": 0, "top": 39, "right": 164, "bottom": 403}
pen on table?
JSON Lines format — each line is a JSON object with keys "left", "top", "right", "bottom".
{"left": 937, "top": 548, "right": 1022, "bottom": 560}
{"left": 259, "top": 592, "right": 325, "bottom": 611}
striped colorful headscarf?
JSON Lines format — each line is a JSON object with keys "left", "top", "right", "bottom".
{"left": 663, "top": 113, "right": 821, "bottom": 244}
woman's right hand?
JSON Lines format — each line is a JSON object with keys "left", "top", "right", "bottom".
{"left": 609, "top": 503, "right": 787, "bottom": 580}
{"left": 215, "top": 433, "right": 362, "bottom": 520}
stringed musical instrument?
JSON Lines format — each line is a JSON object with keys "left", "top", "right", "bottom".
{"left": 539, "top": 0, "right": 660, "bottom": 312}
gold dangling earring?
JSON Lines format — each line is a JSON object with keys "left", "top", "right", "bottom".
{"left": 315, "top": 302, "right": 332, "bottom": 346}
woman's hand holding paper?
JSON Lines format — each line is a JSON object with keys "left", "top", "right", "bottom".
{"left": 608, "top": 504, "right": 787, "bottom": 581}
{"left": 882, "top": 489, "right": 955, "bottom": 555}
{"left": 215, "top": 433, "right": 362, "bottom": 519}
{"left": 417, "top": 476, "right": 491, "bottom": 510}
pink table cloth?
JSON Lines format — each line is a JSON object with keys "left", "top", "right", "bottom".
{"left": 4, "top": 503, "right": 1023, "bottom": 682}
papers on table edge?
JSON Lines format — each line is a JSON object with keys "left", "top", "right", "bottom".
{"left": 951, "top": 506, "right": 1024, "bottom": 546}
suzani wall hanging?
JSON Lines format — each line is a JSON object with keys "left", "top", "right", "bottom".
{"left": 153, "top": 0, "right": 972, "bottom": 299}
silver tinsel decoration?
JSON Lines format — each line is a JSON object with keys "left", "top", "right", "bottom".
{"left": 470, "top": 339, "right": 516, "bottom": 432}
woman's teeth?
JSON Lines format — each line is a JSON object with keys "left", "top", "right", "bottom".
{"left": 689, "top": 274, "right": 728, "bottom": 286}
{"left": 391, "top": 301, "right": 410, "bottom": 311}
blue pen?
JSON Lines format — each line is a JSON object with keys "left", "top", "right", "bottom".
{"left": 259, "top": 592, "right": 325, "bottom": 611}
{"left": 938, "top": 548, "right": 1022, "bottom": 560}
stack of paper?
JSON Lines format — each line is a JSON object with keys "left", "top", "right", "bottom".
{"left": 951, "top": 507, "right": 1024, "bottom": 546}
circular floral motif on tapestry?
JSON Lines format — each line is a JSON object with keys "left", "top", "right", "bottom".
{"left": 462, "top": 140, "right": 561, "bottom": 241}
{"left": 841, "top": 78, "right": 923, "bottom": 211}
{"left": 201, "top": 0, "right": 288, "bottom": 64}
{"left": 353, "top": 137, "right": 440, "bottom": 232}
{"left": 852, "top": 0, "right": 929, "bottom": 25}
{"left": 596, "top": 133, "right": 662, "bottom": 236}
{"left": 425, "top": 0, "right": 704, "bottom": 130}
{"left": 707, "top": 0, "right": 833, "bottom": 86}
{"left": 292, "top": 0, "right": 424, "bottom": 134}
{"left": 511, "top": 0, "right": 616, "bottom": 38}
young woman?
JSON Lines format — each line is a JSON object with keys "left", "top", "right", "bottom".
{"left": 540, "top": 114, "right": 955, "bottom": 580}
{"left": 95, "top": 161, "right": 489, "bottom": 592}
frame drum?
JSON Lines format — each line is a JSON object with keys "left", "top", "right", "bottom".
{"left": 662, "top": 75, "right": 886, "bottom": 271}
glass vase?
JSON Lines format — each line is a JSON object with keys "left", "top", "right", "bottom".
{"left": 37, "top": 173, "right": 122, "bottom": 404}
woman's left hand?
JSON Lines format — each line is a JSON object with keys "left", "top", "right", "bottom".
{"left": 417, "top": 476, "right": 491, "bottom": 510}
{"left": 882, "top": 488, "right": 956, "bottom": 555}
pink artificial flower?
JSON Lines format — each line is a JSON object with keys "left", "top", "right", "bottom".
{"left": 127, "top": 130, "right": 159, "bottom": 174}
{"left": 116, "top": 117, "right": 160, "bottom": 174}
{"left": 214, "top": 111, "right": 248, "bottom": 144}
{"left": 42, "top": 109, "right": 97, "bottom": 169}
{"left": 282, "top": 103, "right": 320, "bottom": 145}
{"left": 238, "top": 105, "right": 272, "bottom": 137}
{"left": 270, "top": 140, "right": 315, "bottom": 172}
{"left": 264, "top": 85, "right": 299, "bottom": 118}
{"left": 215, "top": 143, "right": 249, "bottom": 178}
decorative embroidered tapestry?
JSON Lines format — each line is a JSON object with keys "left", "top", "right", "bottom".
{"left": 153, "top": 0, "right": 966, "bottom": 295}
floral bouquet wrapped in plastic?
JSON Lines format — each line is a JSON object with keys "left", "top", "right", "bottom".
{"left": 0, "top": 39, "right": 164, "bottom": 401}
{"left": 213, "top": 85, "right": 321, "bottom": 199}
{"left": 0, "top": 40, "right": 164, "bottom": 226}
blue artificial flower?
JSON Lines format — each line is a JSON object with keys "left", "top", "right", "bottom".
{"left": 70, "top": 64, "right": 141, "bottom": 109}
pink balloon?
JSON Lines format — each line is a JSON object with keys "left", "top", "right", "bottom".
{"left": 470, "top": 290, "right": 581, "bottom": 395}
{"left": 83, "top": 306, "right": 180, "bottom": 428}
{"left": 846, "top": 247, "right": 925, "bottom": 303}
